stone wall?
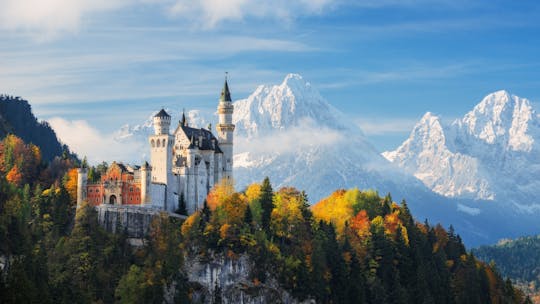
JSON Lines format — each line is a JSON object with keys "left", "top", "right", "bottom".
{"left": 96, "top": 205, "right": 185, "bottom": 239}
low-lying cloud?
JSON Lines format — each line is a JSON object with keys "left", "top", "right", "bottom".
{"left": 235, "top": 118, "right": 346, "bottom": 155}
{"left": 49, "top": 117, "right": 144, "bottom": 164}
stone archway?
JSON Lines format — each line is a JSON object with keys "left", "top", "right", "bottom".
{"left": 109, "top": 195, "right": 117, "bottom": 205}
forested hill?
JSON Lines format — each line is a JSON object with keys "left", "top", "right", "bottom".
{"left": 473, "top": 235, "right": 540, "bottom": 303}
{"left": 0, "top": 135, "right": 533, "bottom": 302}
{"left": 0, "top": 95, "right": 67, "bottom": 161}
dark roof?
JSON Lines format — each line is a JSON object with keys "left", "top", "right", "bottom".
{"left": 181, "top": 111, "right": 186, "bottom": 126}
{"left": 220, "top": 80, "right": 232, "bottom": 102}
{"left": 179, "top": 125, "right": 223, "bottom": 153}
{"left": 154, "top": 108, "right": 171, "bottom": 118}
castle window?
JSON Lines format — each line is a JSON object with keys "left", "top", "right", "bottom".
{"left": 157, "top": 140, "right": 161, "bottom": 147}
{"left": 151, "top": 139, "right": 155, "bottom": 147}
{"left": 162, "top": 139, "right": 166, "bottom": 147}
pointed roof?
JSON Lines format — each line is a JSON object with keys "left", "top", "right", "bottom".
{"left": 220, "top": 78, "right": 232, "bottom": 102}
{"left": 154, "top": 108, "right": 170, "bottom": 118}
{"left": 181, "top": 110, "right": 186, "bottom": 126}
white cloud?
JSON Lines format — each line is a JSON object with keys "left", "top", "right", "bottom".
{"left": 168, "top": 0, "right": 336, "bottom": 28}
{"left": 0, "top": 0, "right": 128, "bottom": 39}
{"left": 48, "top": 117, "right": 144, "bottom": 164}
{"left": 235, "top": 118, "right": 345, "bottom": 155}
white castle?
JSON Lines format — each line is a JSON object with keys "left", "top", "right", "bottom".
{"left": 77, "top": 79, "right": 235, "bottom": 215}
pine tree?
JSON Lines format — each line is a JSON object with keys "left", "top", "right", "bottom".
{"left": 259, "top": 177, "right": 274, "bottom": 233}
{"left": 243, "top": 204, "right": 253, "bottom": 227}
{"left": 175, "top": 192, "right": 187, "bottom": 216}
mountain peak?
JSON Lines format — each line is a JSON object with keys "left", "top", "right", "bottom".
{"left": 462, "top": 90, "right": 536, "bottom": 150}
{"left": 233, "top": 74, "right": 353, "bottom": 138}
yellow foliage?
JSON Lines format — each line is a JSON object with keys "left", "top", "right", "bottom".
{"left": 220, "top": 223, "right": 231, "bottom": 240}
{"left": 181, "top": 213, "right": 201, "bottom": 238}
{"left": 312, "top": 189, "right": 353, "bottom": 234}
{"left": 207, "top": 178, "right": 235, "bottom": 210}
{"left": 271, "top": 189, "right": 304, "bottom": 238}
{"left": 245, "top": 183, "right": 261, "bottom": 203}
{"left": 64, "top": 168, "right": 79, "bottom": 203}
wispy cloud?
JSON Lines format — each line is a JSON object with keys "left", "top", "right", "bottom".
{"left": 168, "top": 0, "right": 337, "bottom": 28}
{"left": 0, "top": 0, "right": 128, "bottom": 40}
{"left": 356, "top": 118, "right": 417, "bottom": 135}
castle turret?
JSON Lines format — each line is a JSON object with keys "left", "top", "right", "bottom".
{"left": 76, "top": 167, "right": 87, "bottom": 208}
{"left": 149, "top": 109, "right": 173, "bottom": 185}
{"left": 216, "top": 76, "right": 235, "bottom": 180}
{"left": 140, "top": 162, "right": 151, "bottom": 205}
{"left": 153, "top": 109, "right": 171, "bottom": 135}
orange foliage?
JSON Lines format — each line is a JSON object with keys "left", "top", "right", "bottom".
{"left": 6, "top": 164, "right": 22, "bottom": 186}
{"left": 0, "top": 135, "right": 42, "bottom": 185}
{"left": 220, "top": 223, "right": 232, "bottom": 239}
{"left": 433, "top": 224, "right": 449, "bottom": 253}
{"left": 350, "top": 210, "right": 370, "bottom": 238}
{"left": 206, "top": 178, "right": 235, "bottom": 210}
{"left": 64, "top": 168, "right": 79, "bottom": 202}
{"left": 384, "top": 212, "right": 400, "bottom": 235}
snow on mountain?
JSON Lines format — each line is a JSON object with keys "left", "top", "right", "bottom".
{"left": 113, "top": 79, "right": 540, "bottom": 246}
{"left": 384, "top": 90, "right": 540, "bottom": 211}
{"left": 232, "top": 73, "right": 424, "bottom": 203}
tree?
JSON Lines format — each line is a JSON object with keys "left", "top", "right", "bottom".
{"left": 243, "top": 203, "right": 253, "bottom": 227}
{"left": 176, "top": 192, "right": 187, "bottom": 216}
{"left": 259, "top": 177, "right": 274, "bottom": 233}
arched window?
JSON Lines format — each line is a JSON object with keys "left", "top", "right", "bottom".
{"left": 162, "top": 139, "right": 166, "bottom": 147}
{"left": 157, "top": 139, "right": 161, "bottom": 147}
{"left": 151, "top": 139, "right": 155, "bottom": 147}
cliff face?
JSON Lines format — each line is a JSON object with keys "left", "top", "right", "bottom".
{"left": 185, "top": 253, "right": 310, "bottom": 304}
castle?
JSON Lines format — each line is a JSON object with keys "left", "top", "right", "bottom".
{"left": 77, "top": 78, "right": 235, "bottom": 215}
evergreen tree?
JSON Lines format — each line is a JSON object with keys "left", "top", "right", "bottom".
{"left": 243, "top": 203, "right": 253, "bottom": 227}
{"left": 176, "top": 192, "right": 187, "bottom": 216}
{"left": 259, "top": 177, "right": 274, "bottom": 233}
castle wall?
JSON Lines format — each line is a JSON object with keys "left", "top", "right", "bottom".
{"left": 96, "top": 205, "right": 185, "bottom": 239}
{"left": 150, "top": 183, "right": 166, "bottom": 209}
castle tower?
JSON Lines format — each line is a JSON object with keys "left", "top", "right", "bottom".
{"left": 76, "top": 167, "right": 87, "bottom": 208}
{"left": 149, "top": 109, "right": 173, "bottom": 185}
{"left": 140, "top": 161, "right": 151, "bottom": 205}
{"left": 216, "top": 76, "right": 235, "bottom": 180}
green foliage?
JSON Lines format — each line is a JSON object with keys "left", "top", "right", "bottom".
{"left": 180, "top": 183, "right": 527, "bottom": 304}
{"left": 259, "top": 177, "right": 274, "bottom": 233}
{"left": 0, "top": 137, "right": 528, "bottom": 304}
{"left": 473, "top": 235, "right": 540, "bottom": 300}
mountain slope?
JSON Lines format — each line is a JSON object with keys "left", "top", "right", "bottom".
{"left": 232, "top": 74, "right": 425, "bottom": 202}
{"left": 0, "top": 95, "right": 68, "bottom": 161}
{"left": 383, "top": 90, "right": 540, "bottom": 212}
{"left": 473, "top": 235, "right": 540, "bottom": 303}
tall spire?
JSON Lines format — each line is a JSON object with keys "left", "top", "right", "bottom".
{"left": 220, "top": 72, "right": 232, "bottom": 102}
{"left": 181, "top": 109, "right": 186, "bottom": 126}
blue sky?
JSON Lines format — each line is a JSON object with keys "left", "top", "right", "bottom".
{"left": 1, "top": 0, "right": 539, "bottom": 159}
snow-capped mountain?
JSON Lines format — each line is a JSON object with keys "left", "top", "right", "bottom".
{"left": 114, "top": 78, "right": 540, "bottom": 246}
{"left": 383, "top": 90, "right": 540, "bottom": 212}
{"left": 232, "top": 74, "right": 424, "bottom": 202}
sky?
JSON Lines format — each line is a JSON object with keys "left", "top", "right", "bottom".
{"left": 1, "top": 0, "right": 539, "bottom": 162}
